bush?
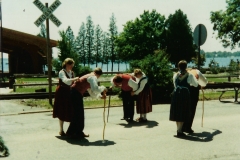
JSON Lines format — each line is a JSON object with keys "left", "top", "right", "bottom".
{"left": 199, "top": 68, "right": 206, "bottom": 74}
{"left": 210, "top": 67, "right": 219, "bottom": 74}
{"left": 219, "top": 67, "right": 226, "bottom": 73}
{"left": 129, "top": 50, "right": 173, "bottom": 103}
{"left": 228, "top": 59, "right": 238, "bottom": 75}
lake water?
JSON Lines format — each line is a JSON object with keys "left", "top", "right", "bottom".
{"left": 193, "top": 56, "right": 240, "bottom": 68}
{"left": 1, "top": 57, "right": 240, "bottom": 72}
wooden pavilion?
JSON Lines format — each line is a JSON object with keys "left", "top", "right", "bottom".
{"left": 1, "top": 27, "right": 57, "bottom": 75}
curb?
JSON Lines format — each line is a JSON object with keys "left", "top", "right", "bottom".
{"left": 0, "top": 105, "right": 123, "bottom": 116}
{"left": 0, "top": 110, "right": 52, "bottom": 116}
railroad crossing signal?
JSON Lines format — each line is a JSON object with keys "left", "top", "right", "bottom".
{"left": 33, "top": 0, "right": 62, "bottom": 105}
{"left": 33, "top": 0, "right": 61, "bottom": 27}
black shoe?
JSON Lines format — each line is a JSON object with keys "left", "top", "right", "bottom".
{"left": 182, "top": 129, "right": 194, "bottom": 134}
{"left": 177, "top": 131, "right": 186, "bottom": 137}
{"left": 127, "top": 118, "right": 134, "bottom": 123}
{"left": 121, "top": 118, "right": 128, "bottom": 120}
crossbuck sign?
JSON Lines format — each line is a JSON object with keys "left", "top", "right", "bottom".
{"left": 33, "top": 0, "right": 61, "bottom": 27}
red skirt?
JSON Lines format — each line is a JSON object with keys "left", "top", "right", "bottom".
{"left": 53, "top": 85, "right": 73, "bottom": 122}
{"left": 136, "top": 87, "right": 152, "bottom": 114}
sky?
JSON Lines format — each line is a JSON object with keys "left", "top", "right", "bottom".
{"left": 1, "top": 0, "right": 240, "bottom": 58}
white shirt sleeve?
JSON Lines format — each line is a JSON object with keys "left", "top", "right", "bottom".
{"left": 187, "top": 73, "right": 199, "bottom": 87}
{"left": 128, "top": 79, "right": 138, "bottom": 92}
{"left": 134, "top": 76, "right": 147, "bottom": 95}
{"left": 58, "top": 70, "right": 74, "bottom": 86}
{"left": 197, "top": 70, "right": 208, "bottom": 87}
{"left": 87, "top": 76, "right": 106, "bottom": 98}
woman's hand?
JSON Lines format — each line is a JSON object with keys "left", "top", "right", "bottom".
{"left": 131, "top": 91, "right": 135, "bottom": 96}
{"left": 73, "top": 77, "right": 79, "bottom": 82}
{"left": 101, "top": 94, "right": 107, "bottom": 99}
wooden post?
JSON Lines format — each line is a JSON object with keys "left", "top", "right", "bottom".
{"left": 46, "top": 3, "right": 52, "bottom": 105}
{"left": 198, "top": 25, "right": 201, "bottom": 70}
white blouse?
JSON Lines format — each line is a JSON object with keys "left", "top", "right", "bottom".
{"left": 58, "top": 69, "right": 74, "bottom": 85}
{"left": 195, "top": 69, "right": 208, "bottom": 87}
{"left": 173, "top": 72, "right": 199, "bottom": 88}
{"left": 87, "top": 75, "right": 106, "bottom": 98}
{"left": 128, "top": 74, "right": 148, "bottom": 95}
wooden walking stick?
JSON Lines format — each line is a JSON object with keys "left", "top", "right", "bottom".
{"left": 102, "top": 97, "right": 107, "bottom": 143}
{"left": 201, "top": 88, "right": 204, "bottom": 127}
{"left": 107, "top": 95, "right": 111, "bottom": 122}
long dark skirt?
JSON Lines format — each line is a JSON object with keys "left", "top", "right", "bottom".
{"left": 136, "top": 87, "right": 152, "bottom": 114}
{"left": 66, "top": 88, "right": 85, "bottom": 136}
{"left": 53, "top": 85, "right": 73, "bottom": 122}
{"left": 169, "top": 87, "right": 191, "bottom": 122}
{"left": 182, "top": 86, "right": 200, "bottom": 130}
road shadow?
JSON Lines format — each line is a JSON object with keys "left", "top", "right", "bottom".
{"left": 56, "top": 136, "right": 116, "bottom": 146}
{"left": 220, "top": 100, "right": 235, "bottom": 103}
{"left": 174, "top": 129, "right": 222, "bottom": 142}
{"left": 118, "top": 120, "right": 159, "bottom": 128}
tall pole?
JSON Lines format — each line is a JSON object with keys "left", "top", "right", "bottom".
{"left": 198, "top": 25, "right": 201, "bottom": 70}
{"left": 46, "top": 3, "right": 52, "bottom": 105}
{"left": 0, "top": 0, "right": 4, "bottom": 82}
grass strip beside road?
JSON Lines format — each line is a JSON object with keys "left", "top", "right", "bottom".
{"left": 12, "top": 91, "right": 239, "bottom": 110}
{"left": 14, "top": 96, "right": 123, "bottom": 110}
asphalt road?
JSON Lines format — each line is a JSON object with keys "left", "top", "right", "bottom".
{"left": 0, "top": 99, "right": 240, "bottom": 160}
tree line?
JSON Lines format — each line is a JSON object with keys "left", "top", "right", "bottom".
{"left": 51, "top": 14, "right": 119, "bottom": 74}
{"left": 42, "top": 9, "right": 198, "bottom": 75}
{"left": 202, "top": 50, "right": 240, "bottom": 58}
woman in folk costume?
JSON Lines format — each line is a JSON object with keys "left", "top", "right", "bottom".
{"left": 66, "top": 68, "right": 107, "bottom": 138}
{"left": 111, "top": 74, "right": 136, "bottom": 122}
{"left": 182, "top": 68, "right": 208, "bottom": 133}
{"left": 53, "top": 58, "right": 79, "bottom": 136}
{"left": 129, "top": 69, "right": 152, "bottom": 122}
{"left": 169, "top": 60, "right": 198, "bottom": 137}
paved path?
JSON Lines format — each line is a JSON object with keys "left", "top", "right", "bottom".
{"left": 0, "top": 88, "right": 13, "bottom": 94}
{"left": 0, "top": 100, "right": 240, "bottom": 160}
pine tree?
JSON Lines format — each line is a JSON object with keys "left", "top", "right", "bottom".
{"left": 108, "top": 13, "right": 118, "bottom": 72}
{"left": 101, "top": 32, "right": 110, "bottom": 72}
{"left": 85, "top": 16, "right": 95, "bottom": 66}
{"left": 75, "top": 23, "right": 87, "bottom": 66}
{"left": 65, "top": 26, "right": 76, "bottom": 49}
{"left": 94, "top": 25, "right": 103, "bottom": 67}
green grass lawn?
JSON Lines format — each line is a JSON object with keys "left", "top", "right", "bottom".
{"left": 16, "top": 77, "right": 49, "bottom": 82}
{"left": 14, "top": 86, "right": 57, "bottom": 93}
{"left": 207, "top": 77, "right": 239, "bottom": 83}
{"left": 15, "top": 96, "right": 123, "bottom": 109}
{"left": 199, "top": 90, "right": 238, "bottom": 100}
